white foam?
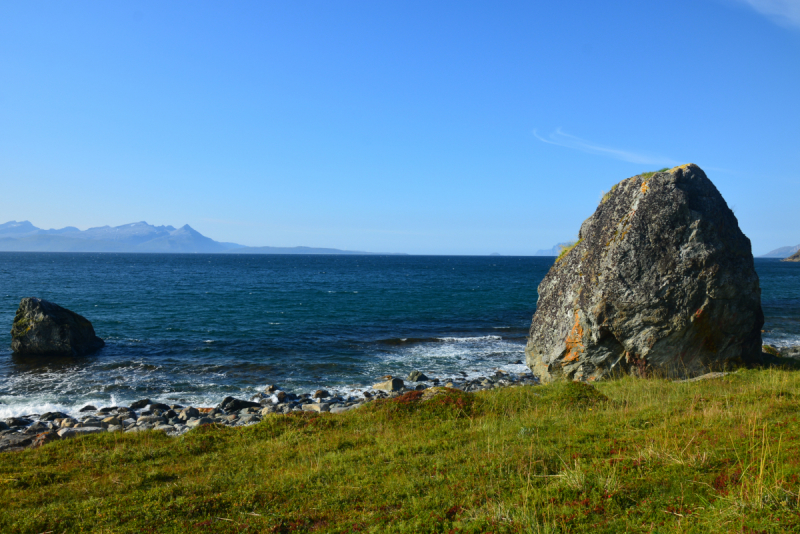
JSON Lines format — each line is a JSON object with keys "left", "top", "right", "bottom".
{"left": 764, "top": 333, "right": 800, "bottom": 349}
{"left": 436, "top": 335, "right": 502, "bottom": 343}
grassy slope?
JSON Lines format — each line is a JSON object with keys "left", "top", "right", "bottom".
{"left": 1, "top": 369, "right": 799, "bottom": 533}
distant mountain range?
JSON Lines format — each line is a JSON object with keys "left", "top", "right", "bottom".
{"left": 0, "top": 221, "right": 404, "bottom": 255}
{"left": 760, "top": 244, "right": 800, "bottom": 259}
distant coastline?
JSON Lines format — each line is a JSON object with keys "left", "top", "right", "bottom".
{"left": 0, "top": 220, "right": 405, "bottom": 255}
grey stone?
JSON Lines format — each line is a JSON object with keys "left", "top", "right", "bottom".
{"left": 186, "top": 417, "right": 214, "bottom": 428}
{"left": 302, "top": 403, "right": 330, "bottom": 413}
{"left": 0, "top": 433, "right": 35, "bottom": 452}
{"left": 10, "top": 297, "right": 104, "bottom": 356}
{"left": 28, "top": 422, "right": 49, "bottom": 432}
{"left": 106, "top": 425, "right": 124, "bottom": 432}
{"left": 526, "top": 164, "right": 763, "bottom": 381}
{"left": 238, "top": 414, "right": 259, "bottom": 424}
{"left": 372, "top": 378, "right": 404, "bottom": 392}
{"left": 330, "top": 405, "right": 356, "bottom": 414}
{"left": 31, "top": 430, "right": 60, "bottom": 448}
{"left": 218, "top": 396, "right": 261, "bottom": 412}
{"left": 4, "top": 417, "right": 30, "bottom": 427}
{"left": 79, "top": 405, "right": 97, "bottom": 412}
{"left": 129, "top": 399, "right": 151, "bottom": 410}
{"left": 178, "top": 407, "right": 200, "bottom": 420}
{"left": 39, "top": 411, "right": 69, "bottom": 421}
{"left": 137, "top": 415, "right": 166, "bottom": 425}
{"left": 154, "top": 424, "right": 174, "bottom": 432}
{"left": 101, "top": 416, "right": 122, "bottom": 427}
{"left": 57, "top": 427, "right": 104, "bottom": 439}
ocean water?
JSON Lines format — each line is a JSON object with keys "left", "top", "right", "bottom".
{"left": 0, "top": 254, "right": 797, "bottom": 418}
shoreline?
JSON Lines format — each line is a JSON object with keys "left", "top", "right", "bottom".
{"left": 0, "top": 366, "right": 539, "bottom": 453}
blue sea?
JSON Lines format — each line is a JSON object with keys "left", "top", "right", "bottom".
{"left": 0, "top": 253, "right": 798, "bottom": 418}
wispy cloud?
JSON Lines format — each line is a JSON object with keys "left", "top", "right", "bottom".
{"left": 533, "top": 128, "right": 679, "bottom": 166}
{"left": 732, "top": 0, "right": 800, "bottom": 28}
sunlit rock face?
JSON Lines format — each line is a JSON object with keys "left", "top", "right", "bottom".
{"left": 526, "top": 164, "right": 763, "bottom": 382}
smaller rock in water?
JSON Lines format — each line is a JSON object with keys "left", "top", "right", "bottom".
{"left": 79, "top": 405, "right": 97, "bottom": 412}
{"left": 10, "top": 297, "right": 105, "bottom": 356}
{"left": 313, "top": 389, "right": 330, "bottom": 399}
{"left": 373, "top": 378, "right": 404, "bottom": 392}
{"left": 407, "top": 371, "right": 429, "bottom": 382}
{"left": 264, "top": 385, "right": 277, "bottom": 393}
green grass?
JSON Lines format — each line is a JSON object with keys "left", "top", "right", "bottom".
{"left": 2, "top": 370, "right": 800, "bottom": 533}
{"left": 555, "top": 239, "right": 582, "bottom": 263}
{"left": 639, "top": 168, "right": 671, "bottom": 180}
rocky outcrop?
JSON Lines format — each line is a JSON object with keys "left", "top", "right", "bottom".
{"left": 10, "top": 298, "right": 105, "bottom": 356}
{"left": 526, "top": 164, "right": 763, "bottom": 382}
{"left": 782, "top": 250, "right": 800, "bottom": 262}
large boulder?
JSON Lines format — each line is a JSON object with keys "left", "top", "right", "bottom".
{"left": 10, "top": 298, "right": 105, "bottom": 356}
{"left": 526, "top": 164, "right": 763, "bottom": 381}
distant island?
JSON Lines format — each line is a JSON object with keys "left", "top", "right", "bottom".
{"left": 760, "top": 244, "right": 800, "bottom": 258}
{"left": 0, "top": 221, "right": 405, "bottom": 255}
{"left": 783, "top": 249, "right": 800, "bottom": 262}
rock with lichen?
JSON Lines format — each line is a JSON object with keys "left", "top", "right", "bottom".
{"left": 10, "top": 298, "right": 105, "bottom": 356}
{"left": 526, "top": 164, "right": 763, "bottom": 382}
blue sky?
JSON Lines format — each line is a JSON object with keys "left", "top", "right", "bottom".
{"left": 1, "top": 1, "right": 798, "bottom": 255}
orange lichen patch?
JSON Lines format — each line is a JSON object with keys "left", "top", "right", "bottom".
{"left": 669, "top": 163, "right": 696, "bottom": 173}
{"left": 640, "top": 181, "right": 649, "bottom": 193}
{"left": 563, "top": 310, "right": 585, "bottom": 362}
